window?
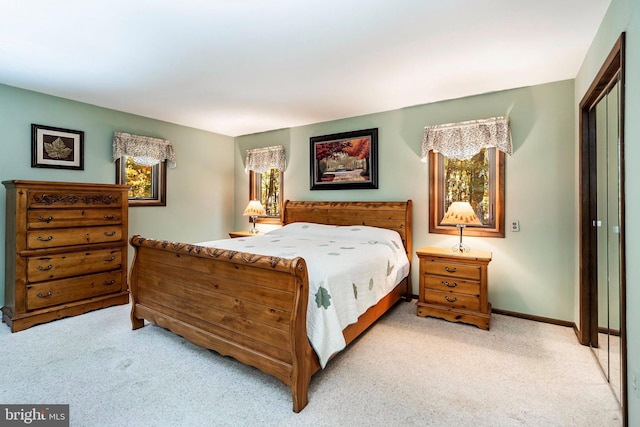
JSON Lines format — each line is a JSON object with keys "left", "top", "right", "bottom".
{"left": 429, "top": 148, "right": 505, "bottom": 237}
{"left": 245, "top": 145, "right": 286, "bottom": 225}
{"left": 112, "top": 131, "right": 175, "bottom": 207}
{"left": 249, "top": 167, "right": 283, "bottom": 224}
{"left": 422, "top": 116, "right": 510, "bottom": 238}
{"left": 115, "top": 156, "right": 167, "bottom": 207}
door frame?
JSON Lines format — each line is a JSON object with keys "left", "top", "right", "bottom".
{"left": 578, "top": 33, "right": 626, "bottom": 423}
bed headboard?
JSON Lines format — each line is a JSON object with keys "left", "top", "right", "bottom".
{"left": 283, "top": 200, "right": 412, "bottom": 258}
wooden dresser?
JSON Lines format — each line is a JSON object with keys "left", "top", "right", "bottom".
{"left": 416, "top": 246, "right": 492, "bottom": 330}
{"left": 2, "top": 180, "right": 130, "bottom": 332}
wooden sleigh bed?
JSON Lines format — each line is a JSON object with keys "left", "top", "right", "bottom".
{"left": 128, "top": 200, "right": 412, "bottom": 412}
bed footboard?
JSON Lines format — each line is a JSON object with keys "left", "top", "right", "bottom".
{"left": 128, "top": 235, "right": 315, "bottom": 412}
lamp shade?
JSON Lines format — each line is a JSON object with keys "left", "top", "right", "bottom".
{"left": 243, "top": 200, "right": 266, "bottom": 217}
{"left": 441, "top": 201, "right": 482, "bottom": 226}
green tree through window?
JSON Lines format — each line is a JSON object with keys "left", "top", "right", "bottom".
{"left": 250, "top": 167, "right": 283, "bottom": 224}
{"left": 115, "top": 156, "right": 166, "bottom": 206}
{"left": 429, "top": 148, "right": 504, "bottom": 238}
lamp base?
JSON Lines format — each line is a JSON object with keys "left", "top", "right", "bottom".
{"left": 451, "top": 224, "right": 470, "bottom": 253}
{"left": 250, "top": 216, "right": 259, "bottom": 234}
{"left": 451, "top": 243, "right": 471, "bottom": 253}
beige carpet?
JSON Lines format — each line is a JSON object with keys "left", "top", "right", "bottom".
{"left": 0, "top": 301, "right": 622, "bottom": 426}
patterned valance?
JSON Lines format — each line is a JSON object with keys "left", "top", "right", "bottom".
{"left": 113, "top": 132, "right": 176, "bottom": 168}
{"left": 421, "top": 116, "right": 512, "bottom": 160}
{"left": 245, "top": 145, "right": 286, "bottom": 173}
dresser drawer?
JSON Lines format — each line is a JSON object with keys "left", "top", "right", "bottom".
{"left": 27, "top": 190, "right": 123, "bottom": 209}
{"left": 28, "top": 208, "right": 122, "bottom": 229}
{"left": 423, "top": 276, "right": 480, "bottom": 296}
{"left": 26, "top": 271, "right": 123, "bottom": 310}
{"left": 27, "top": 248, "right": 123, "bottom": 283}
{"left": 27, "top": 226, "right": 123, "bottom": 249}
{"left": 424, "top": 289, "right": 480, "bottom": 311}
{"left": 424, "top": 260, "right": 481, "bottom": 281}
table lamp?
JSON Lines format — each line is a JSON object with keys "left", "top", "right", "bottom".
{"left": 441, "top": 201, "right": 482, "bottom": 252}
{"left": 243, "top": 200, "right": 266, "bottom": 234}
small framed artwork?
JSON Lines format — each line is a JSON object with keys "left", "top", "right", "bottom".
{"left": 310, "top": 128, "right": 378, "bottom": 190}
{"left": 31, "top": 124, "right": 84, "bottom": 170}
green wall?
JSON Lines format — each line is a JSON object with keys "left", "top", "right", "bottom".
{"left": 235, "top": 79, "right": 577, "bottom": 321}
{"left": 625, "top": 3, "right": 640, "bottom": 421}
{"left": 0, "top": 83, "right": 235, "bottom": 308}
{"left": 575, "top": 0, "right": 639, "bottom": 423}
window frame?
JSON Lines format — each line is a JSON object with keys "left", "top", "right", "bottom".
{"left": 249, "top": 168, "right": 284, "bottom": 225}
{"left": 429, "top": 148, "right": 505, "bottom": 237}
{"left": 115, "top": 156, "right": 167, "bottom": 207}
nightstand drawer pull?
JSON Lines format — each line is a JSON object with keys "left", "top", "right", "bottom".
{"left": 444, "top": 266, "right": 457, "bottom": 273}
{"left": 103, "top": 231, "right": 116, "bottom": 237}
{"left": 37, "top": 291, "right": 53, "bottom": 298}
{"left": 104, "top": 214, "right": 116, "bottom": 220}
{"left": 37, "top": 215, "right": 54, "bottom": 223}
{"left": 103, "top": 256, "right": 116, "bottom": 262}
{"left": 37, "top": 235, "right": 53, "bottom": 241}
{"left": 103, "top": 280, "right": 116, "bottom": 286}
{"left": 444, "top": 295, "right": 457, "bottom": 302}
{"left": 443, "top": 281, "right": 457, "bottom": 288}
{"left": 37, "top": 264, "right": 53, "bottom": 271}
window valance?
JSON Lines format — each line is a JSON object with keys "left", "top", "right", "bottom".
{"left": 245, "top": 145, "right": 286, "bottom": 173}
{"left": 421, "top": 116, "right": 512, "bottom": 160}
{"left": 113, "top": 132, "right": 176, "bottom": 168}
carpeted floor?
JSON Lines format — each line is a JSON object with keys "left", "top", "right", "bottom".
{"left": 0, "top": 301, "right": 622, "bottom": 426}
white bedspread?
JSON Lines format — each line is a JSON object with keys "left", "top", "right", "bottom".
{"left": 197, "top": 222, "right": 410, "bottom": 367}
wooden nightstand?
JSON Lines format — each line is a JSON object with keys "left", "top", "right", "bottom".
{"left": 228, "top": 230, "right": 262, "bottom": 238}
{"left": 416, "top": 246, "right": 492, "bottom": 330}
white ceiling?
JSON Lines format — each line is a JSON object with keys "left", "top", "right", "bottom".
{"left": 0, "top": 0, "right": 611, "bottom": 137}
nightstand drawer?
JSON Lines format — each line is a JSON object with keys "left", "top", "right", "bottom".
{"left": 424, "top": 260, "right": 481, "bottom": 281}
{"left": 423, "top": 276, "right": 480, "bottom": 296}
{"left": 424, "top": 289, "right": 480, "bottom": 311}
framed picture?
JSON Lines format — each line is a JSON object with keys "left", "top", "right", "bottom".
{"left": 31, "top": 124, "right": 84, "bottom": 170}
{"left": 310, "top": 128, "right": 378, "bottom": 190}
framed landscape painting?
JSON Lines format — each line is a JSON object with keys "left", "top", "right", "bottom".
{"left": 310, "top": 128, "right": 378, "bottom": 190}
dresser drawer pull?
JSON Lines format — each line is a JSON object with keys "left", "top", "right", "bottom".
{"left": 103, "top": 280, "right": 116, "bottom": 286}
{"left": 444, "top": 266, "right": 457, "bottom": 273}
{"left": 104, "top": 214, "right": 116, "bottom": 220}
{"left": 103, "top": 231, "right": 117, "bottom": 237}
{"left": 37, "top": 291, "right": 53, "bottom": 298}
{"left": 37, "top": 264, "right": 54, "bottom": 271}
{"left": 37, "top": 235, "right": 53, "bottom": 242}
{"left": 37, "top": 215, "right": 54, "bottom": 223}
{"left": 103, "top": 256, "right": 116, "bottom": 262}
{"left": 444, "top": 295, "right": 457, "bottom": 302}
{"left": 443, "top": 281, "right": 457, "bottom": 288}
